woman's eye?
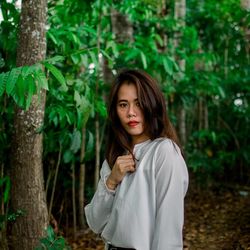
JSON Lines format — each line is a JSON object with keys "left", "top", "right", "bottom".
{"left": 135, "top": 101, "right": 140, "bottom": 107}
{"left": 119, "top": 103, "right": 127, "bottom": 108}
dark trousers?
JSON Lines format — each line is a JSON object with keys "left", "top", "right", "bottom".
{"left": 108, "top": 244, "right": 136, "bottom": 250}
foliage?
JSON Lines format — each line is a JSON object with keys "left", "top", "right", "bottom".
{"left": 0, "top": 56, "right": 66, "bottom": 110}
{"left": 35, "top": 226, "right": 71, "bottom": 250}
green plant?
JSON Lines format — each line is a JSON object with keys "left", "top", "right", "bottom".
{"left": 35, "top": 225, "right": 70, "bottom": 250}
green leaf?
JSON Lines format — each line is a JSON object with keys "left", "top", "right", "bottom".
{"left": 63, "top": 150, "right": 73, "bottom": 164}
{"left": 218, "top": 86, "right": 226, "bottom": 98}
{"left": 89, "top": 50, "right": 98, "bottom": 66}
{"left": 47, "top": 225, "right": 55, "bottom": 242}
{"left": 83, "top": 131, "right": 94, "bottom": 162}
{"left": 53, "top": 237, "right": 66, "bottom": 247}
{"left": 100, "top": 49, "right": 113, "bottom": 61}
{"left": 15, "top": 75, "right": 25, "bottom": 107}
{"left": 35, "top": 68, "right": 49, "bottom": 91}
{"left": 74, "top": 91, "right": 81, "bottom": 107}
{"left": 96, "top": 99, "right": 107, "bottom": 118}
{"left": 43, "top": 55, "right": 65, "bottom": 64}
{"left": 47, "top": 31, "right": 59, "bottom": 45}
{"left": 163, "top": 56, "right": 173, "bottom": 76}
{"left": 25, "top": 75, "right": 36, "bottom": 110}
{"left": 140, "top": 51, "right": 147, "bottom": 69}
{"left": 21, "top": 65, "right": 36, "bottom": 79}
{"left": 43, "top": 62, "right": 66, "bottom": 86}
{"left": 0, "top": 73, "right": 7, "bottom": 96}
{"left": 155, "top": 34, "right": 164, "bottom": 47}
{"left": 77, "top": 106, "right": 91, "bottom": 129}
{"left": 83, "top": 25, "right": 97, "bottom": 36}
{"left": 70, "top": 129, "right": 81, "bottom": 153}
{"left": 70, "top": 54, "right": 81, "bottom": 64}
{"left": 125, "top": 48, "right": 139, "bottom": 62}
{"left": 6, "top": 67, "right": 21, "bottom": 95}
{"left": 0, "top": 176, "right": 11, "bottom": 203}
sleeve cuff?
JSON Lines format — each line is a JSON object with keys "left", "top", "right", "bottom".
{"left": 103, "top": 175, "right": 116, "bottom": 195}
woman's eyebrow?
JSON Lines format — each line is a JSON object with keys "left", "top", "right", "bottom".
{"left": 117, "top": 99, "right": 128, "bottom": 103}
{"left": 118, "top": 98, "right": 138, "bottom": 102}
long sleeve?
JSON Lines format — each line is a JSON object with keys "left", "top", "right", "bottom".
{"left": 151, "top": 140, "right": 189, "bottom": 250}
{"left": 84, "top": 160, "right": 116, "bottom": 234}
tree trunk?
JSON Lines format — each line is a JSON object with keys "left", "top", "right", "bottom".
{"left": 174, "top": 0, "right": 186, "bottom": 71}
{"left": 10, "top": 0, "right": 48, "bottom": 249}
{"left": 94, "top": 117, "right": 101, "bottom": 190}
{"left": 241, "top": 0, "right": 250, "bottom": 10}
{"left": 0, "top": 163, "right": 8, "bottom": 250}
{"left": 174, "top": 0, "right": 186, "bottom": 145}
{"left": 241, "top": 0, "right": 250, "bottom": 63}
{"left": 72, "top": 162, "right": 76, "bottom": 240}
{"left": 78, "top": 127, "right": 86, "bottom": 229}
{"left": 94, "top": 0, "right": 102, "bottom": 190}
{"left": 177, "top": 106, "right": 186, "bottom": 145}
{"left": 111, "top": 9, "right": 134, "bottom": 43}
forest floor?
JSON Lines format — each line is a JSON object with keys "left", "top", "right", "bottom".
{"left": 67, "top": 179, "right": 250, "bottom": 250}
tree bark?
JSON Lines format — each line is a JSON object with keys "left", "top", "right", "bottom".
{"left": 241, "top": 0, "right": 250, "bottom": 63}
{"left": 111, "top": 9, "right": 134, "bottom": 43}
{"left": 174, "top": 0, "right": 187, "bottom": 145}
{"left": 94, "top": 0, "right": 102, "bottom": 190}
{"left": 241, "top": 0, "right": 250, "bottom": 10}
{"left": 78, "top": 127, "right": 86, "bottom": 229}
{"left": 94, "top": 117, "right": 101, "bottom": 190}
{"left": 10, "top": 0, "right": 48, "bottom": 249}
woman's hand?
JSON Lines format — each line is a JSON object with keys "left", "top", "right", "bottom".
{"left": 106, "top": 154, "right": 135, "bottom": 190}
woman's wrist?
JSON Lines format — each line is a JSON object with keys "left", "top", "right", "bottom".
{"left": 106, "top": 176, "right": 118, "bottom": 190}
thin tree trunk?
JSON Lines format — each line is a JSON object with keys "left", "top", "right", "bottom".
{"left": 72, "top": 161, "right": 77, "bottom": 240}
{"left": 241, "top": 0, "right": 250, "bottom": 63}
{"left": 178, "top": 106, "right": 186, "bottom": 145}
{"left": 198, "top": 98, "right": 202, "bottom": 131}
{"left": 224, "top": 38, "right": 229, "bottom": 78}
{"left": 10, "top": 0, "right": 48, "bottom": 249}
{"left": 94, "top": 0, "right": 102, "bottom": 190}
{"left": 49, "top": 144, "right": 62, "bottom": 220}
{"left": 174, "top": 0, "right": 186, "bottom": 71}
{"left": 0, "top": 164, "right": 8, "bottom": 250}
{"left": 204, "top": 99, "right": 208, "bottom": 130}
{"left": 174, "top": 0, "right": 186, "bottom": 145}
{"left": 94, "top": 117, "right": 100, "bottom": 190}
{"left": 79, "top": 127, "right": 86, "bottom": 229}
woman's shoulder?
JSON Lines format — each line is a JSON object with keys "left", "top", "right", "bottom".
{"left": 152, "top": 137, "right": 181, "bottom": 155}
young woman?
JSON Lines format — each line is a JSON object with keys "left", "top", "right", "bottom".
{"left": 85, "top": 69, "right": 189, "bottom": 250}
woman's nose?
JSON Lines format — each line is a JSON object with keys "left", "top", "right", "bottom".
{"left": 127, "top": 104, "right": 136, "bottom": 117}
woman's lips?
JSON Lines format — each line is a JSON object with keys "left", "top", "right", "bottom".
{"left": 128, "top": 121, "right": 139, "bottom": 127}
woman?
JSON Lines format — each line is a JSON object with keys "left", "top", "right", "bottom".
{"left": 85, "top": 69, "right": 189, "bottom": 250}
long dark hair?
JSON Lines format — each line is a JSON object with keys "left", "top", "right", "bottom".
{"left": 105, "top": 69, "right": 181, "bottom": 166}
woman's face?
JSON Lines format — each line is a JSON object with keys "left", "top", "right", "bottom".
{"left": 116, "top": 82, "right": 149, "bottom": 145}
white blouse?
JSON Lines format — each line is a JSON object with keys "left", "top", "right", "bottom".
{"left": 84, "top": 138, "right": 189, "bottom": 250}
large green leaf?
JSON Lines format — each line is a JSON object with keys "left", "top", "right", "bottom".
{"left": 15, "top": 75, "right": 25, "bottom": 107}
{"left": 6, "top": 67, "right": 21, "bottom": 95}
{"left": 43, "top": 62, "right": 66, "bottom": 86}
{"left": 25, "top": 74, "right": 36, "bottom": 110}
{"left": 70, "top": 129, "right": 81, "bottom": 153}
{"left": 162, "top": 56, "right": 173, "bottom": 76}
